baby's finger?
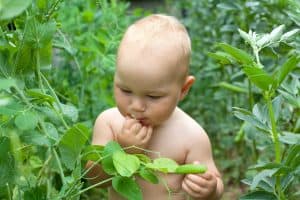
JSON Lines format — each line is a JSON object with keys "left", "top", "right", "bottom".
{"left": 136, "top": 126, "right": 147, "bottom": 140}
{"left": 142, "top": 126, "right": 153, "bottom": 142}
{"left": 182, "top": 179, "right": 205, "bottom": 198}
{"left": 123, "top": 117, "right": 137, "bottom": 130}
{"left": 130, "top": 123, "right": 142, "bottom": 134}
{"left": 185, "top": 174, "right": 207, "bottom": 188}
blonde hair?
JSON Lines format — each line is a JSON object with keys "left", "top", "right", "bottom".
{"left": 117, "top": 14, "right": 191, "bottom": 79}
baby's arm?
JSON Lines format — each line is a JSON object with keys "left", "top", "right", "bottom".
{"left": 182, "top": 129, "right": 224, "bottom": 200}
{"left": 85, "top": 110, "right": 115, "bottom": 186}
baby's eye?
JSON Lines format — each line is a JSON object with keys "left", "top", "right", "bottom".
{"left": 147, "top": 95, "right": 161, "bottom": 99}
{"left": 120, "top": 88, "right": 131, "bottom": 94}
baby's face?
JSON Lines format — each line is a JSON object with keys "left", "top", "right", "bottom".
{"left": 114, "top": 48, "right": 185, "bottom": 127}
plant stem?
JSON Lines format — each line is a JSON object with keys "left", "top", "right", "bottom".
{"left": 36, "top": 49, "right": 45, "bottom": 92}
{"left": 265, "top": 92, "right": 281, "bottom": 163}
{"left": 265, "top": 92, "right": 284, "bottom": 199}
{"left": 53, "top": 148, "right": 66, "bottom": 185}
{"left": 41, "top": 73, "right": 69, "bottom": 129}
{"left": 72, "top": 177, "right": 114, "bottom": 197}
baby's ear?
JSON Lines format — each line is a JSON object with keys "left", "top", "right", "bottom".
{"left": 180, "top": 75, "right": 195, "bottom": 100}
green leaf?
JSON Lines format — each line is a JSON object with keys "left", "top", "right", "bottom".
{"left": 134, "top": 154, "right": 152, "bottom": 164}
{"left": 101, "top": 141, "right": 123, "bottom": 175}
{"left": 281, "top": 29, "right": 300, "bottom": 40}
{"left": 26, "top": 89, "right": 55, "bottom": 104}
{"left": 14, "top": 110, "right": 39, "bottom": 130}
{"left": 58, "top": 123, "right": 90, "bottom": 170}
{"left": 218, "top": 81, "right": 247, "bottom": 93}
{"left": 218, "top": 43, "right": 254, "bottom": 65}
{"left": 243, "top": 66, "right": 273, "bottom": 91}
{"left": 139, "top": 167, "right": 159, "bottom": 184}
{"left": 113, "top": 151, "right": 140, "bottom": 177}
{"left": 207, "top": 51, "right": 232, "bottom": 65}
{"left": 274, "top": 56, "right": 300, "bottom": 88}
{"left": 283, "top": 144, "right": 300, "bottom": 167}
{"left": 23, "top": 185, "right": 47, "bottom": 200}
{"left": 0, "top": 0, "right": 32, "bottom": 20}
{"left": 145, "top": 158, "right": 178, "bottom": 173}
{"left": 0, "top": 78, "right": 16, "bottom": 90}
{"left": 81, "top": 145, "right": 103, "bottom": 162}
{"left": 240, "top": 191, "right": 277, "bottom": 200}
{"left": 250, "top": 170, "right": 276, "bottom": 190}
{"left": 54, "top": 103, "right": 78, "bottom": 122}
{"left": 21, "top": 130, "right": 51, "bottom": 147}
{"left": 233, "top": 107, "right": 270, "bottom": 133}
{"left": 112, "top": 176, "right": 142, "bottom": 200}
{"left": 0, "top": 137, "right": 16, "bottom": 188}
{"left": 280, "top": 132, "right": 300, "bottom": 145}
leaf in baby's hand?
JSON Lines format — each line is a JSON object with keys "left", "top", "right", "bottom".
{"left": 113, "top": 151, "right": 140, "bottom": 177}
{"left": 101, "top": 141, "right": 123, "bottom": 175}
{"left": 112, "top": 176, "right": 142, "bottom": 200}
{"left": 139, "top": 167, "right": 159, "bottom": 184}
{"left": 145, "top": 158, "right": 178, "bottom": 173}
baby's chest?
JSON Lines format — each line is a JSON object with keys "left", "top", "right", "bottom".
{"left": 146, "top": 132, "right": 188, "bottom": 164}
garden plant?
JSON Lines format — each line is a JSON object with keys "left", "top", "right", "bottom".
{"left": 0, "top": 0, "right": 299, "bottom": 200}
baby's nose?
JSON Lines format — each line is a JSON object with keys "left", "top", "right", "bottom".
{"left": 130, "top": 98, "right": 146, "bottom": 112}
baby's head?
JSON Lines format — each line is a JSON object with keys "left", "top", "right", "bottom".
{"left": 114, "top": 14, "right": 194, "bottom": 126}
{"left": 117, "top": 14, "right": 191, "bottom": 84}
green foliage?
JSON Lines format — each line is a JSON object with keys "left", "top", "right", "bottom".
{"left": 214, "top": 24, "right": 300, "bottom": 199}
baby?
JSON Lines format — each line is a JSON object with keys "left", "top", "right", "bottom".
{"left": 86, "top": 14, "right": 224, "bottom": 200}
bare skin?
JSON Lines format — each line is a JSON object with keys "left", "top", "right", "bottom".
{"left": 88, "top": 107, "right": 223, "bottom": 200}
{"left": 86, "top": 14, "right": 224, "bottom": 200}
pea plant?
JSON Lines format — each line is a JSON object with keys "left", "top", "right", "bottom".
{"left": 0, "top": 1, "right": 207, "bottom": 199}
{"left": 212, "top": 25, "right": 300, "bottom": 199}
{"left": 82, "top": 141, "right": 206, "bottom": 200}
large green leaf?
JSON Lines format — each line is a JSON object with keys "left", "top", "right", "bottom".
{"left": 14, "top": 110, "right": 39, "bottom": 130}
{"left": 58, "top": 123, "right": 90, "bottom": 170}
{"left": 101, "top": 141, "right": 123, "bottom": 175}
{"left": 112, "top": 176, "right": 142, "bottom": 200}
{"left": 113, "top": 151, "right": 140, "bottom": 177}
{"left": 273, "top": 56, "right": 300, "bottom": 89}
{"left": 0, "top": 0, "right": 32, "bottom": 20}
{"left": 218, "top": 43, "right": 254, "bottom": 65}
{"left": 243, "top": 66, "right": 274, "bottom": 91}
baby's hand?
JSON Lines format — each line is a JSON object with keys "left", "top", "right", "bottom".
{"left": 116, "top": 116, "right": 153, "bottom": 149}
{"left": 182, "top": 170, "right": 218, "bottom": 200}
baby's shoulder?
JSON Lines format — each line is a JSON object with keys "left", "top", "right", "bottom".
{"left": 174, "top": 108, "right": 206, "bottom": 134}
{"left": 95, "top": 107, "right": 123, "bottom": 124}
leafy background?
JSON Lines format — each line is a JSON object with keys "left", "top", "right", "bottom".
{"left": 0, "top": 0, "right": 299, "bottom": 199}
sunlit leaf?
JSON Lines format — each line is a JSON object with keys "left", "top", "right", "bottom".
{"left": 243, "top": 66, "right": 273, "bottom": 91}
{"left": 218, "top": 43, "right": 254, "bottom": 65}
{"left": 102, "top": 141, "right": 123, "bottom": 175}
{"left": 113, "top": 151, "right": 140, "bottom": 177}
